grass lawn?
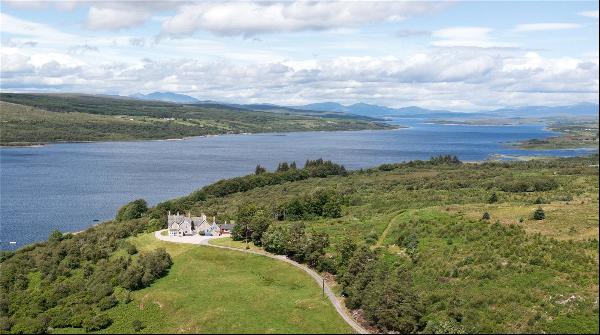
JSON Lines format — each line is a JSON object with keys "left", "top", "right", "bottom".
{"left": 208, "top": 237, "right": 263, "bottom": 252}
{"left": 89, "top": 233, "right": 351, "bottom": 334}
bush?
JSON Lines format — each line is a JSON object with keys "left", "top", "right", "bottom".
{"left": 429, "top": 155, "right": 461, "bottom": 165}
{"left": 498, "top": 177, "right": 559, "bottom": 193}
{"left": 233, "top": 204, "right": 272, "bottom": 245}
{"left": 147, "top": 218, "right": 165, "bottom": 232}
{"left": 116, "top": 199, "right": 148, "bottom": 221}
{"left": 48, "top": 229, "right": 63, "bottom": 243}
{"left": 82, "top": 313, "right": 112, "bottom": 332}
{"left": 280, "top": 188, "right": 345, "bottom": 220}
{"left": 98, "top": 295, "right": 118, "bottom": 311}
{"left": 132, "top": 319, "right": 145, "bottom": 332}
{"left": 261, "top": 224, "right": 288, "bottom": 254}
{"left": 362, "top": 268, "right": 423, "bottom": 333}
{"left": 378, "top": 163, "right": 396, "bottom": 171}
{"left": 488, "top": 193, "right": 498, "bottom": 204}
{"left": 533, "top": 207, "right": 545, "bottom": 220}
{"left": 126, "top": 243, "right": 138, "bottom": 255}
{"left": 10, "top": 317, "right": 46, "bottom": 334}
{"left": 0, "top": 316, "right": 14, "bottom": 332}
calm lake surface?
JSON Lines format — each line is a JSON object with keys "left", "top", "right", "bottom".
{"left": 0, "top": 119, "right": 596, "bottom": 249}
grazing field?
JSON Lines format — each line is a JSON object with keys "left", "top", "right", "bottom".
{"left": 0, "top": 94, "right": 393, "bottom": 146}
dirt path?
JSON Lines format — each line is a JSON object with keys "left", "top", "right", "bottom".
{"left": 376, "top": 210, "right": 405, "bottom": 246}
{"left": 155, "top": 230, "right": 369, "bottom": 334}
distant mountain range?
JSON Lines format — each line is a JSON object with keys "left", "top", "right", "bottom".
{"left": 293, "top": 102, "right": 599, "bottom": 119}
{"left": 125, "top": 92, "right": 598, "bottom": 119}
{"left": 294, "top": 102, "right": 473, "bottom": 118}
{"left": 129, "top": 92, "right": 200, "bottom": 104}
{"left": 487, "top": 103, "right": 599, "bottom": 118}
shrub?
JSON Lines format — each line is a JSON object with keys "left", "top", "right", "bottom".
{"left": 116, "top": 199, "right": 148, "bottom": 221}
{"left": 127, "top": 244, "right": 138, "bottom": 255}
{"left": 402, "top": 233, "right": 419, "bottom": 262}
{"left": 132, "top": 319, "right": 145, "bottom": 332}
{"left": 98, "top": 295, "right": 118, "bottom": 311}
{"left": 147, "top": 218, "right": 165, "bottom": 232}
{"left": 10, "top": 317, "right": 46, "bottom": 334}
{"left": 48, "top": 229, "right": 64, "bottom": 243}
{"left": 82, "top": 313, "right": 112, "bottom": 332}
{"left": 488, "top": 193, "right": 498, "bottom": 204}
{"left": 280, "top": 188, "right": 345, "bottom": 220}
{"left": 234, "top": 204, "right": 272, "bottom": 245}
{"left": 0, "top": 317, "right": 13, "bottom": 332}
{"left": 429, "top": 155, "right": 462, "bottom": 165}
{"left": 533, "top": 207, "right": 545, "bottom": 220}
{"left": 378, "top": 163, "right": 396, "bottom": 171}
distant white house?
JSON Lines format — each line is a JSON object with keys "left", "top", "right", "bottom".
{"left": 167, "top": 211, "right": 208, "bottom": 237}
{"left": 167, "top": 211, "right": 234, "bottom": 237}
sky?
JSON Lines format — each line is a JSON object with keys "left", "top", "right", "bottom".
{"left": 0, "top": 0, "right": 598, "bottom": 111}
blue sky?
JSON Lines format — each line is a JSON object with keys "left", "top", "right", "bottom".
{"left": 1, "top": 1, "right": 598, "bottom": 110}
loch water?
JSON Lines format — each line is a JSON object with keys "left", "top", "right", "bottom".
{"left": 1, "top": 119, "right": 596, "bottom": 249}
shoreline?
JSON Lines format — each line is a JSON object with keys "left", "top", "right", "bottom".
{"left": 0, "top": 125, "right": 401, "bottom": 148}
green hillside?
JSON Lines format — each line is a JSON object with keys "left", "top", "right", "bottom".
{"left": 1, "top": 155, "right": 598, "bottom": 334}
{"left": 159, "top": 155, "right": 600, "bottom": 333}
{"left": 0, "top": 94, "right": 393, "bottom": 146}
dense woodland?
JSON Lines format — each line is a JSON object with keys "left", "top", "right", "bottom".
{"left": 1, "top": 155, "right": 598, "bottom": 333}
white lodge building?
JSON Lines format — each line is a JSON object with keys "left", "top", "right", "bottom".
{"left": 167, "top": 211, "right": 209, "bottom": 237}
{"left": 167, "top": 211, "right": 232, "bottom": 237}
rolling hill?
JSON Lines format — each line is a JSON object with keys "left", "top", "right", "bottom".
{"left": 0, "top": 93, "right": 394, "bottom": 146}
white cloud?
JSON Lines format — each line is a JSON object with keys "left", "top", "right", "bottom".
{"left": 1, "top": 3, "right": 597, "bottom": 110}
{"left": 2, "top": 45, "right": 597, "bottom": 110}
{"left": 0, "top": 48, "right": 33, "bottom": 73}
{"left": 0, "top": 13, "right": 76, "bottom": 42}
{"left": 86, "top": 5, "right": 152, "bottom": 30}
{"left": 431, "top": 27, "right": 516, "bottom": 48}
{"left": 579, "top": 10, "right": 599, "bottom": 19}
{"left": 161, "top": 1, "right": 448, "bottom": 37}
{"left": 514, "top": 23, "right": 582, "bottom": 32}
{"left": 395, "top": 29, "right": 431, "bottom": 38}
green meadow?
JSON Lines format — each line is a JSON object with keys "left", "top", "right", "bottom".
{"left": 60, "top": 233, "right": 351, "bottom": 334}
